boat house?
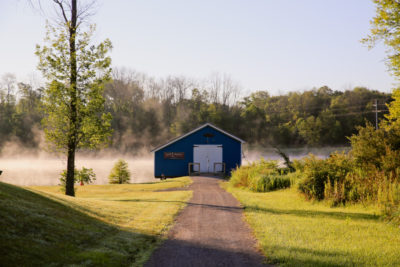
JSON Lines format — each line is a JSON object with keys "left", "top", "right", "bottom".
{"left": 152, "top": 123, "right": 245, "bottom": 178}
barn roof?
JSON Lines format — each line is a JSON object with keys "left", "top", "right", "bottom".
{"left": 151, "top": 123, "right": 245, "bottom": 152}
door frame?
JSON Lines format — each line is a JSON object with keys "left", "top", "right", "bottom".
{"left": 193, "top": 144, "right": 223, "bottom": 173}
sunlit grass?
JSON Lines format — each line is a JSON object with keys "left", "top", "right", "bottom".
{"left": 1, "top": 177, "right": 192, "bottom": 266}
{"left": 224, "top": 183, "right": 400, "bottom": 267}
{"left": 31, "top": 178, "right": 192, "bottom": 235}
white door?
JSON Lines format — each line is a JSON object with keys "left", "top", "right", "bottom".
{"left": 193, "top": 145, "right": 222, "bottom": 173}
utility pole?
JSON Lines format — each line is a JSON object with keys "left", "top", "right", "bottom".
{"left": 374, "top": 99, "right": 378, "bottom": 129}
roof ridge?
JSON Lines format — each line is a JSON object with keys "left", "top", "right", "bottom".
{"left": 151, "top": 123, "right": 244, "bottom": 152}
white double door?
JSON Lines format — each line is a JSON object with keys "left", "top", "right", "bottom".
{"left": 193, "top": 145, "right": 223, "bottom": 173}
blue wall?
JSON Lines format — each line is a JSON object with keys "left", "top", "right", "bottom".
{"left": 154, "top": 126, "right": 242, "bottom": 177}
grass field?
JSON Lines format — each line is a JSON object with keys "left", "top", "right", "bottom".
{"left": 0, "top": 178, "right": 192, "bottom": 266}
{"left": 224, "top": 184, "right": 400, "bottom": 267}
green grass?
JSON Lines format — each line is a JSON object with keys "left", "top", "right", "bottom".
{"left": 224, "top": 184, "right": 400, "bottom": 267}
{"left": 0, "top": 177, "right": 192, "bottom": 267}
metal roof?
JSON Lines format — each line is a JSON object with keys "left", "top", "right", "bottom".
{"left": 151, "top": 123, "right": 245, "bottom": 152}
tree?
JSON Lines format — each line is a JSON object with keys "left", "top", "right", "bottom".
{"left": 363, "top": 1, "right": 400, "bottom": 78}
{"left": 364, "top": 1, "right": 400, "bottom": 149}
{"left": 36, "top": 0, "right": 112, "bottom": 196}
{"left": 109, "top": 159, "right": 131, "bottom": 184}
{"left": 59, "top": 167, "right": 96, "bottom": 192}
{"left": 349, "top": 123, "right": 387, "bottom": 168}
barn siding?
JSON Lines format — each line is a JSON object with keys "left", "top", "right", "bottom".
{"left": 154, "top": 125, "right": 242, "bottom": 177}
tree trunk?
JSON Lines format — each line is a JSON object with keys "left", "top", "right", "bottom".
{"left": 66, "top": 143, "right": 75, "bottom": 196}
{"left": 65, "top": 0, "right": 78, "bottom": 197}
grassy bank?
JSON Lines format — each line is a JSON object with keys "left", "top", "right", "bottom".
{"left": 0, "top": 178, "right": 192, "bottom": 266}
{"left": 224, "top": 184, "right": 400, "bottom": 266}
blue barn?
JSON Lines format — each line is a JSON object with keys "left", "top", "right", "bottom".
{"left": 152, "top": 123, "right": 245, "bottom": 178}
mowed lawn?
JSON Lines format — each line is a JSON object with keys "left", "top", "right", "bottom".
{"left": 224, "top": 184, "right": 400, "bottom": 267}
{"left": 0, "top": 178, "right": 192, "bottom": 266}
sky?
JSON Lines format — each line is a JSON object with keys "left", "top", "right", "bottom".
{"left": 0, "top": 0, "right": 397, "bottom": 95}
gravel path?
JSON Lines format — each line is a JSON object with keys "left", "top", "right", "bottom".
{"left": 145, "top": 176, "right": 269, "bottom": 267}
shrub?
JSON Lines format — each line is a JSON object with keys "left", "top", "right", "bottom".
{"left": 230, "top": 159, "right": 291, "bottom": 192}
{"left": 230, "top": 159, "right": 279, "bottom": 188}
{"left": 298, "top": 153, "right": 353, "bottom": 201}
{"left": 59, "top": 167, "right": 96, "bottom": 193}
{"left": 254, "top": 174, "right": 291, "bottom": 192}
{"left": 298, "top": 155, "right": 328, "bottom": 200}
{"left": 109, "top": 159, "right": 131, "bottom": 184}
{"left": 349, "top": 123, "right": 387, "bottom": 168}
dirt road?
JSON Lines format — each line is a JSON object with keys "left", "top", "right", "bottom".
{"left": 145, "top": 176, "right": 268, "bottom": 267}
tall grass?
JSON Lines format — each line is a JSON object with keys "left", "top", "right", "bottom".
{"left": 296, "top": 153, "right": 400, "bottom": 224}
{"left": 230, "top": 159, "right": 292, "bottom": 192}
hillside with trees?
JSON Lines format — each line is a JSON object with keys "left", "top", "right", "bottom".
{"left": 0, "top": 70, "right": 391, "bottom": 153}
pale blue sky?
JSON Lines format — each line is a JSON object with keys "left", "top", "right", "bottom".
{"left": 0, "top": 0, "right": 396, "bottom": 94}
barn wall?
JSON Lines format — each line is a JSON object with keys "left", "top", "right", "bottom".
{"left": 154, "top": 126, "right": 241, "bottom": 177}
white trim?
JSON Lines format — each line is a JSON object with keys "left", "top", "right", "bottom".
{"left": 151, "top": 123, "right": 245, "bottom": 152}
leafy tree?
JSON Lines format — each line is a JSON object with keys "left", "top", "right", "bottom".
{"left": 109, "top": 159, "right": 131, "bottom": 184}
{"left": 59, "top": 167, "right": 96, "bottom": 193}
{"left": 349, "top": 123, "right": 387, "bottom": 168}
{"left": 363, "top": 0, "right": 400, "bottom": 77}
{"left": 36, "top": 0, "right": 112, "bottom": 196}
{"left": 364, "top": 1, "right": 400, "bottom": 149}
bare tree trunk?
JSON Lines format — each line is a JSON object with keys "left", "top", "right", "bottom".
{"left": 66, "top": 0, "right": 77, "bottom": 197}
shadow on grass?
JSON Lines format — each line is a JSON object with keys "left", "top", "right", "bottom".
{"left": 0, "top": 182, "right": 159, "bottom": 267}
{"left": 115, "top": 198, "right": 244, "bottom": 213}
{"left": 113, "top": 198, "right": 378, "bottom": 221}
{"left": 245, "top": 205, "right": 380, "bottom": 221}
{"left": 1, "top": 181, "right": 373, "bottom": 267}
{"left": 264, "top": 245, "right": 361, "bottom": 267}
{"left": 1, "top": 182, "right": 265, "bottom": 267}
{"left": 144, "top": 231, "right": 360, "bottom": 267}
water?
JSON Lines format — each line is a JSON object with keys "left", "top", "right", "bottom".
{"left": 0, "top": 156, "right": 156, "bottom": 186}
{"left": 0, "top": 147, "right": 350, "bottom": 186}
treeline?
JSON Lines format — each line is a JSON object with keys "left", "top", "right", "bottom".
{"left": 0, "top": 70, "right": 392, "bottom": 152}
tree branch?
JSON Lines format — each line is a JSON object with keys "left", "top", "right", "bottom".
{"left": 53, "top": 0, "right": 69, "bottom": 23}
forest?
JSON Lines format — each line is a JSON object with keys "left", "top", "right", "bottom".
{"left": 0, "top": 69, "right": 391, "bottom": 154}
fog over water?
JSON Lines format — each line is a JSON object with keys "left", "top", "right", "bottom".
{"left": 242, "top": 146, "right": 350, "bottom": 165}
{"left": 0, "top": 155, "right": 156, "bottom": 186}
{"left": 0, "top": 146, "right": 349, "bottom": 186}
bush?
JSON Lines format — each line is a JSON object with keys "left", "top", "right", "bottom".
{"left": 298, "top": 153, "right": 353, "bottom": 201}
{"left": 59, "top": 167, "right": 96, "bottom": 193}
{"left": 230, "top": 159, "right": 291, "bottom": 192}
{"left": 109, "top": 159, "right": 131, "bottom": 184}
{"left": 349, "top": 123, "right": 387, "bottom": 168}
{"left": 254, "top": 174, "right": 291, "bottom": 192}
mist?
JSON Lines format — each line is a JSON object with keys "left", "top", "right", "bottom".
{"left": 0, "top": 138, "right": 350, "bottom": 187}
{"left": 0, "top": 154, "right": 156, "bottom": 186}
{"left": 242, "top": 146, "right": 350, "bottom": 165}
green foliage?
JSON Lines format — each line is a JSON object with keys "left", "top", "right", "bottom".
{"left": 363, "top": 0, "right": 400, "bottom": 78}
{"left": 0, "top": 77, "right": 392, "bottom": 152}
{"left": 230, "top": 159, "right": 292, "bottom": 192}
{"left": 230, "top": 159, "right": 278, "bottom": 188}
{"left": 298, "top": 153, "right": 353, "bottom": 202}
{"left": 254, "top": 174, "right": 291, "bottom": 192}
{"left": 274, "top": 146, "right": 295, "bottom": 172}
{"left": 109, "top": 159, "right": 131, "bottom": 184}
{"left": 59, "top": 167, "right": 96, "bottom": 192}
{"left": 349, "top": 123, "right": 387, "bottom": 168}
{"left": 36, "top": 24, "right": 113, "bottom": 152}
